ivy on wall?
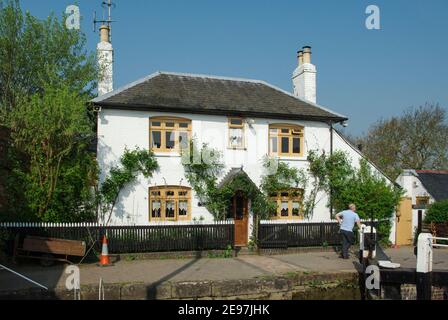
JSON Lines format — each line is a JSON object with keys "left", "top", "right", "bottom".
{"left": 98, "top": 147, "right": 159, "bottom": 225}
{"left": 259, "top": 156, "right": 306, "bottom": 218}
{"left": 181, "top": 140, "right": 309, "bottom": 221}
{"left": 181, "top": 139, "right": 227, "bottom": 219}
{"left": 181, "top": 139, "right": 402, "bottom": 245}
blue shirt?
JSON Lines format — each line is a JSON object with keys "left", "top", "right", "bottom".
{"left": 338, "top": 210, "right": 360, "bottom": 232}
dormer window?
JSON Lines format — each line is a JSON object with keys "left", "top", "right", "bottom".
{"left": 269, "top": 124, "right": 304, "bottom": 157}
{"left": 150, "top": 117, "right": 191, "bottom": 153}
{"left": 228, "top": 117, "right": 245, "bottom": 149}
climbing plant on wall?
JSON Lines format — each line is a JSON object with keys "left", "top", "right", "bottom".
{"left": 304, "top": 150, "right": 355, "bottom": 218}
{"left": 181, "top": 139, "right": 227, "bottom": 219}
{"left": 182, "top": 139, "right": 270, "bottom": 221}
{"left": 259, "top": 156, "right": 306, "bottom": 218}
{"left": 98, "top": 147, "right": 159, "bottom": 225}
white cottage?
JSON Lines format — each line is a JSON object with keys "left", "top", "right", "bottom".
{"left": 396, "top": 170, "right": 448, "bottom": 234}
{"left": 92, "top": 26, "right": 396, "bottom": 245}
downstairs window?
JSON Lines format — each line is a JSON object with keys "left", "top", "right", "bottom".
{"left": 149, "top": 186, "right": 191, "bottom": 221}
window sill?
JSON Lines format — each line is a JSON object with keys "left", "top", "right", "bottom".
{"left": 153, "top": 152, "right": 182, "bottom": 158}
{"left": 227, "top": 147, "right": 247, "bottom": 151}
{"left": 272, "top": 156, "right": 307, "bottom": 162}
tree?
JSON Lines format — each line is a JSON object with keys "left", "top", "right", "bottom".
{"left": 0, "top": 1, "right": 98, "bottom": 222}
{"left": 332, "top": 160, "right": 403, "bottom": 244}
{"left": 298, "top": 150, "right": 403, "bottom": 244}
{"left": 424, "top": 200, "right": 448, "bottom": 224}
{"left": 6, "top": 86, "right": 97, "bottom": 222}
{"left": 356, "top": 103, "right": 448, "bottom": 179}
{"left": 0, "top": 0, "right": 97, "bottom": 112}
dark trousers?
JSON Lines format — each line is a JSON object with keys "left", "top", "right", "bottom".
{"left": 340, "top": 229, "right": 355, "bottom": 259}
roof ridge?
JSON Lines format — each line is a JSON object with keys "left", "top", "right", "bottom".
{"left": 416, "top": 170, "right": 448, "bottom": 175}
{"left": 158, "top": 71, "right": 266, "bottom": 84}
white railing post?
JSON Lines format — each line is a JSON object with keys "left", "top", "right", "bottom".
{"left": 416, "top": 233, "right": 433, "bottom": 274}
{"left": 416, "top": 233, "right": 433, "bottom": 300}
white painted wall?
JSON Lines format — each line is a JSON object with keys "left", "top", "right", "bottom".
{"left": 395, "top": 170, "right": 435, "bottom": 234}
{"left": 97, "top": 109, "right": 396, "bottom": 243}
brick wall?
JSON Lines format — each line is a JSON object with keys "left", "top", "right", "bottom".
{"left": 400, "top": 285, "right": 448, "bottom": 300}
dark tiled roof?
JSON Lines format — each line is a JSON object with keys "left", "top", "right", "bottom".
{"left": 416, "top": 171, "right": 448, "bottom": 201}
{"left": 92, "top": 72, "right": 347, "bottom": 122}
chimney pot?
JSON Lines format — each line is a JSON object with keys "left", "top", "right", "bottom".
{"left": 302, "top": 46, "right": 312, "bottom": 64}
{"left": 100, "top": 25, "right": 110, "bottom": 43}
{"left": 297, "top": 50, "right": 304, "bottom": 66}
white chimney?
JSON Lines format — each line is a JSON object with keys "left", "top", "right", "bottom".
{"left": 292, "top": 46, "right": 317, "bottom": 103}
{"left": 97, "top": 25, "right": 113, "bottom": 96}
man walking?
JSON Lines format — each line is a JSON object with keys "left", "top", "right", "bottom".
{"left": 336, "top": 203, "right": 362, "bottom": 259}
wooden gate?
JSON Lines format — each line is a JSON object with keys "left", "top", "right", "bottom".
{"left": 396, "top": 197, "right": 413, "bottom": 246}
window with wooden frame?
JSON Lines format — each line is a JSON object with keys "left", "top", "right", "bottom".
{"left": 149, "top": 117, "right": 191, "bottom": 153}
{"left": 269, "top": 124, "right": 304, "bottom": 157}
{"left": 228, "top": 117, "right": 245, "bottom": 149}
{"left": 416, "top": 196, "right": 430, "bottom": 208}
{"left": 149, "top": 186, "right": 191, "bottom": 221}
{"left": 270, "top": 189, "right": 304, "bottom": 220}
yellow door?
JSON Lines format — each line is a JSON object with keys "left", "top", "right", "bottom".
{"left": 396, "top": 197, "right": 413, "bottom": 246}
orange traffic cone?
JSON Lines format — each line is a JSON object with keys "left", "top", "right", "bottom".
{"left": 99, "top": 235, "right": 112, "bottom": 266}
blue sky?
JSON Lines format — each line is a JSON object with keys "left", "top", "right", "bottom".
{"left": 20, "top": 0, "right": 448, "bottom": 136}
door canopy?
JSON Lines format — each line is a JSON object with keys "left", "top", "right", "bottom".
{"left": 217, "top": 167, "right": 262, "bottom": 201}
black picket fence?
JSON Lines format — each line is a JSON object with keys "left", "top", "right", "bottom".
{"left": 258, "top": 222, "right": 341, "bottom": 248}
{"left": 257, "top": 221, "right": 380, "bottom": 249}
{"left": 1, "top": 222, "right": 235, "bottom": 254}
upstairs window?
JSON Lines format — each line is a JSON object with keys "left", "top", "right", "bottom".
{"left": 416, "top": 196, "right": 430, "bottom": 208}
{"left": 269, "top": 124, "right": 304, "bottom": 157}
{"left": 150, "top": 117, "right": 191, "bottom": 153}
{"left": 270, "top": 189, "right": 304, "bottom": 220}
{"left": 149, "top": 186, "right": 191, "bottom": 221}
{"left": 228, "top": 117, "right": 245, "bottom": 149}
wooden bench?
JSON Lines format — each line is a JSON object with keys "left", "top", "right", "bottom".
{"left": 14, "top": 235, "right": 86, "bottom": 266}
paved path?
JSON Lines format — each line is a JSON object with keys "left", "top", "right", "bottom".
{"left": 1, "top": 247, "right": 447, "bottom": 292}
{"left": 385, "top": 246, "right": 448, "bottom": 269}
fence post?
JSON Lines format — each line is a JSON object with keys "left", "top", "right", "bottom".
{"left": 320, "top": 223, "right": 325, "bottom": 245}
{"left": 416, "top": 233, "right": 433, "bottom": 300}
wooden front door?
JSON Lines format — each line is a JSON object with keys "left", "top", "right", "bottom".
{"left": 396, "top": 197, "right": 413, "bottom": 246}
{"left": 232, "top": 192, "right": 248, "bottom": 246}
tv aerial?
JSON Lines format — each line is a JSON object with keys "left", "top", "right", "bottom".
{"left": 93, "top": 0, "right": 117, "bottom": 41}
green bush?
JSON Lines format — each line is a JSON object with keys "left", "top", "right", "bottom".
{"left": 424, "top": 200, "right": 448, "bottom": 223}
